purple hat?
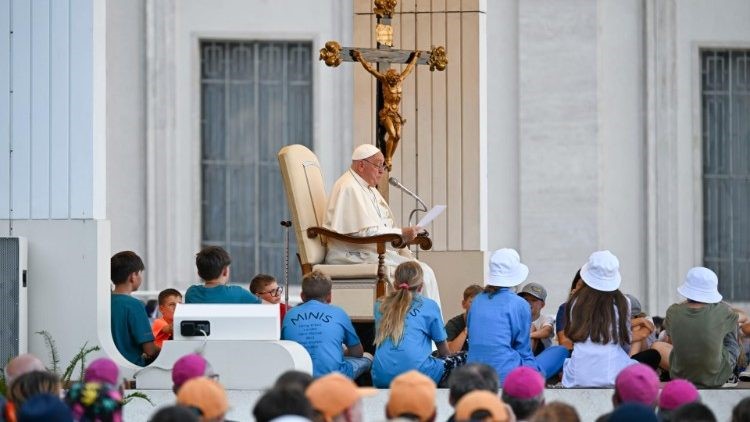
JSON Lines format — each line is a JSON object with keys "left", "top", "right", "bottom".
{"left": 502, "top": 366, "right": 544, "bottom": 399}
{"left": 172, "top": 354, "right": 207, "bottom": 389}
{"left": 659, "top": 379, "right": 700, "bottom": 411}
{"left": 615, "top": 364, "right": 659, "bottom": 406}
{"left": 84, "top": 358, "right": 119, "bottom": 386}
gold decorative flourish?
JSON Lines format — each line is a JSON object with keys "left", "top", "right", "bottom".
{"left": 376, "top": 23, "right": 393, "bottom": 47}
{"left": 319, "top": 41, "right": 342, "bottom": 67}
{"left": 427, "top": 46, "right": 448, "bottom": 71}
{"left": 373, "top": 0, "right": 398, "bottom": 19}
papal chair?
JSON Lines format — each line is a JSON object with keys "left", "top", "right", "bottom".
{"left": 278, "top": 144, "right": 431, "bottom": 320}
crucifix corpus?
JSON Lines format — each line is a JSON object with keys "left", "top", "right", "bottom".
{"left": 319, "top": 0, "right": 448, "bottom": 172}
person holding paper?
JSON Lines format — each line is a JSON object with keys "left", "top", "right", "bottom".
{"left": 324, "top": 144, "right": 442, "bottom": 309}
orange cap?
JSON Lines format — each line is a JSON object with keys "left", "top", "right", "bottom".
{"left": 176, "top": 377, "right": 229, "bottom": 420}
{"left": 306, "top": 373, "right": 377, "bottom": 422}
{"left": 386, "top": 371, "right": 437, "bottom": 422}
{"left": 455, "top": 390, "right": 509, "bottom": 422}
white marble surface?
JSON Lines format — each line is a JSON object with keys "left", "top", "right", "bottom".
{"left": 123, "top": 387, "right": 748, "bottom": 422}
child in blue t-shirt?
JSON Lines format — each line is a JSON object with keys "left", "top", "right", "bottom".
{"left": 372, "top": 261, "right": 464, "bottom": 387}
{"left": 281, "top": 271, "right": 370, "bottom": 379}
{"left": 184, "top": 246, "right": 261, "bottom": 304}
{"left": 110, "top": 251, "right": 158, "bottom": 366}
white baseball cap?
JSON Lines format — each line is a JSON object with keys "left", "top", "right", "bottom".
{"left": 580, "top": 250, "right": 622, "bottom": 292}
{"left": 486, "top": 248, "right": 529, "bottom": 287}
{"left": 678, "top": 267, "right": 722, "bottom": 304}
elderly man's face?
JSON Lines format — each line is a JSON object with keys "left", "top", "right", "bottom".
{"left": 353, "top": 152, "right": 386, "bottom": 187}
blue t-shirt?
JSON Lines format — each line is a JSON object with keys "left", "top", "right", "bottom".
{"left": 184, "top": 284, "right": 261, "bottom": 304}
{"left": 371, "top": 294, "right": 447, "bottom": 387}
{"left": 555, "top": 302, "right": 567, "bottom": 333}
{"left": 467, "top": 289, "right": 541, "bottom": 384}
{"left": 111, "top": 294, "right": 155, "bottom": 366}
{"left": 281, "top": 299, "right": 361, "bottom": 378}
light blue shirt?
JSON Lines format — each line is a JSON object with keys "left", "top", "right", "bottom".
{"left": 467, "top": 289, "right": 541, "bottom": 384}
{"left": 372, "top": 294, "right": 447, "bottom": 387}
{"left": 281, "top": 299, "right": 361, "bottom": 378}
{"left": 184, "top": 284, "right": 261, "bottom": 304}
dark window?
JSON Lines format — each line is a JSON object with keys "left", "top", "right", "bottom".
{"left": 702, "top": 50, "right": 750, "bottom": 300}
{"left": 200, "top": 40, "right": 313, "bottom": 288}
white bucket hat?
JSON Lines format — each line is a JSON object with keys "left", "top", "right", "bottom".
{"left": 486, "top": 248, "right": 529, "bottom": 287}
{"left": 678, "top": 267, "right": 722, "bottom": 304}
{"left": 580, "top": 250, "right": 622, "bottom": 292}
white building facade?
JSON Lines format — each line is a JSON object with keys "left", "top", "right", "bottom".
{"left": 2, "top": 0, "right": 749, "bottom": 364}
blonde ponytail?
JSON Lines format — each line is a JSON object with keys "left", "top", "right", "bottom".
{"left": 374, "top": 262, "right": 423, "bottom": 346}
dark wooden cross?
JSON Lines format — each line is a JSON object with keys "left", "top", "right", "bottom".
{"left": 319, "top": 0, "right": 447, "bottom": 174}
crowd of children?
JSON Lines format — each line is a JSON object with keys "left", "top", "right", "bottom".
{"left": 103, "top": 244, "right": 750, "bottom": 420}
{"left": 2, "top": 351, "right": 749, "bottom": 421}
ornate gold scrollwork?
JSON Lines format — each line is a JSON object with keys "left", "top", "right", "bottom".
{"left": 427, "top": 46, "right": 448, "bottom": 72}
{"left": 319, "top": 41, "right": 343, "bottom": 67}
{"left": 373, "top": 0, "right": 398, "bottom": 19}
{"left": 376, "top": 23, "right": 394, "bottom": 47}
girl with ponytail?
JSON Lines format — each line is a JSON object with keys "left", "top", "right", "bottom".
{"left": 371, "top": 261, "right": 464, "bottom": 387}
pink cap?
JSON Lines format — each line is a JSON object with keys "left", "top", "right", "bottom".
{"left": 502, "top": 366, "right": 544, "bottom": 399}
{"left": 659, "top": 379, "right": 700, "bottom": 411}
{"left": 172, "top": 354, "right": 207, "bottom": 388}
{"left": 84, "top": 358, "right": 119, "bottom": 386}
{"left": 615, "top": 364, "right": 659, "bottom": 406}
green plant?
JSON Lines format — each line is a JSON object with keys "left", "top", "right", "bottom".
{"left": 35, "top": 331, "right": 152, "bottom": 406}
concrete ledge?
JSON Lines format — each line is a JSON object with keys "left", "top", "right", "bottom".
{"left": 123, "top": 387, "right": 747, "bottom": 421}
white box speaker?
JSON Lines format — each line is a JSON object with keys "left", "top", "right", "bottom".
{"left": 173, "top": 303, "right": 280, "bottom": 341}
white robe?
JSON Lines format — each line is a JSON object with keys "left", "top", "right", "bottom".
{"left": 324, "top": 170, "right": 442, "bottom": 309}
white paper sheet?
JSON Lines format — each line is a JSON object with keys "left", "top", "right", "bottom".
{"left": 417, "top": 205, "right": 447, "bottom": 227}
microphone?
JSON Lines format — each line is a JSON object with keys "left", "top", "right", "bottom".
{"left": 389, "top": 177, "right": 428, "bottom": 211}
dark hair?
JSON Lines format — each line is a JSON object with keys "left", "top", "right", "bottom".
{"left": 148, "top": 405, "right": 200, "bottom": 422}
{"left": 111, "top": 251, "right": 144, "bottom": 284}
{"left": 301, "top": 271, "right": 332, "bottom": 301}
{"left": 463, "top": 284, "right": 483, "bottom": 301}
{"left": 671, "top": 402, "right": 716, "bottom": 422}
{"left": 158, "top": 288, "right": 182, "bottom": 306}
{"left": 448, "top": 363, "right": 499, "bottom": 406}
{"left": 195, "top": 246, "right": 231, "bottom": 281}
{"left": 483, "top": 285, "right": 501, "bottom": 298}
{"left": 564, "top": 285, "right": 630, "bottom": 346}
{"left": 274, "top": 370, "right": 314, "bottom": 393}
{"left": 569, "top": 270, "right": 583, "bottom": 294}
{"left": 732, "top": 397, "right": 750, "bottom": 422}
{"left": 502, "top": 393, "right": 544, "bottom": 420}
{"left": 530, "top": 401, "right": 580, "bottom": 422}
{"left": 8, "top": 370, "right": 61, "bottom": 408}
{"left": 250, "top": 274, "right": 277, "bottom": 294}
{"left": 253, "top": 387, "right": 315, "bottom": 422}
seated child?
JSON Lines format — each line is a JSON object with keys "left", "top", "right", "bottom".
{"left": 555, "top": 270, "right": 584, "bottom": 350}
{"left": 372, "top": 262, "right": 465, "bottom": 387}
{"left": 110, "top": 251, "right": 158, "bottom": 366}
{"left": 184, "top": 246, "right": 261, "bottom": 304}
{"left": 625, "top": 293, "right": 656, "bottom": 356}
{"left": 281, "top": 271, "right": 371, "bottom": 379}
{"left": 152, "top": 288, "right": 183, "bottom": 348}
{"left": 250, "top": 274, "right": 288, "bottom": 322}
{"left": 652, "top": 267, "right": 739, "bottom": 387}
{"left": 444, "top": 284, "right": 483, "bottom": 353}
{"left": 519, "top": 282, "right": 555, "bottom": 355}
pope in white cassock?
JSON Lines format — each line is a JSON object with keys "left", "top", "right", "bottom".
{"left": 323, "top": 143, "right": 442, "bottom": 309}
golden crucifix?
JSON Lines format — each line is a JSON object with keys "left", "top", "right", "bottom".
{"left": 319, "top": 0, "right": 447, "bottom": 171}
